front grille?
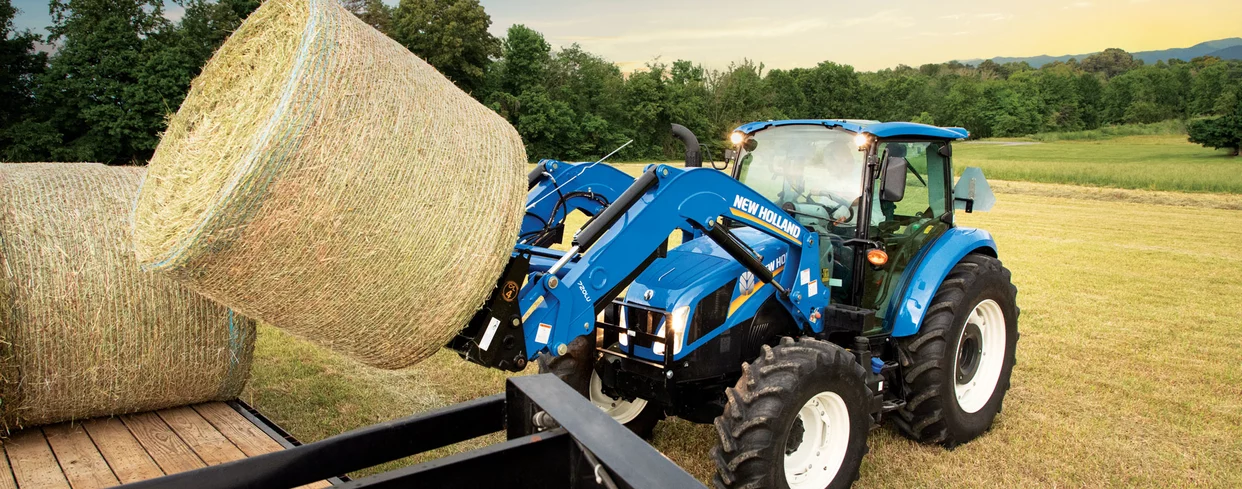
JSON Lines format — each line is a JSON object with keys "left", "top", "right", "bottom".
{"left": 623, "top": 304, "right": 666, "bottom": 348}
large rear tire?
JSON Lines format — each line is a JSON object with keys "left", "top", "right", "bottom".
{"left": 712, "top": 337, "right": 871, "bottom": 489}
{"left": 894, "top": 254, "right": 1019, "bottom": 448}
{"left": 537, "top": 336, "right": 664, "bottom": 439}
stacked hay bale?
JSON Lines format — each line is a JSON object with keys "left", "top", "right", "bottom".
{"left": 132, "top": 0, "right": 527, "bottom": 369}
{"left": 0, "top": 163, "right": 255, "bottom": 429}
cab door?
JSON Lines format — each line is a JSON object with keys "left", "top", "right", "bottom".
{"left": 861, "top": 139, "right": 954, "bottom": 335}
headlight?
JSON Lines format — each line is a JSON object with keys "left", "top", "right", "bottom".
{"left": 730, "top": 131, "right": 745, "bottom": 146}
{"left": 653, "top": 305, "right": 691, "bottom": 356}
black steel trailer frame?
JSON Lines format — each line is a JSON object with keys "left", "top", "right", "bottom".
{"left": 117, "top": 375, "right": 705, "bottom": 489}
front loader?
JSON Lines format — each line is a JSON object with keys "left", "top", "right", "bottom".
{"left": 451, "top": 119, "right": 1019, "bottom": 489}
{"left": 123, "top": 119, "right": 1017, "bottom": 489}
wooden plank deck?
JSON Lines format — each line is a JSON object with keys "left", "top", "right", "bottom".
{"left": 1, "top": 402, "right": 333, "bottom": 488}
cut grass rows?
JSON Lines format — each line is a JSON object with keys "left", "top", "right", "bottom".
{"left": 955, "top": 135, "right": 1242, "bottom": 194}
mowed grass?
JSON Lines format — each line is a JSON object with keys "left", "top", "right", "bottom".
{"left": 956, "top": 135, "right": 1242, "bottom": 194}
{"left": 243, "top": 181, "right": 1242, "bottom": 487}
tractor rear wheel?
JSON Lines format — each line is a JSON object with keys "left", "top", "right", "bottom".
{"left": 894, "top": 254, "right": 1019, "bottom": 448}
{"left": 712, "top": 337, "right": 871, "bottom": 489}
{"left": 537, "top": 336, "right": 664, "bottom": 439}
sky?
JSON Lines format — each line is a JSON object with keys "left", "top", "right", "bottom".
{"left": 10, "top": 0, "right": 1242, "bottom": 71}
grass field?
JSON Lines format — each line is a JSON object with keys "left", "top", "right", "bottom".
{"left": 242, "top": 139, "right": 1242, "bottom": 487}
{"left": 956, "top": 135, "right": 1242, "bottom": 194}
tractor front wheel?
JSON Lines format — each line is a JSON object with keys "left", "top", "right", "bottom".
{"left": 537, "top": 336, "right": 664, "bottom": 439}
{"left": 712, "top": 337, "right": 871, "bottom": 489}
{"left": 894, "top": 253, "right": 1019, "bottom": 448}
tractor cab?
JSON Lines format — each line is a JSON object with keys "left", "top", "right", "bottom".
{"left": 728, "top": 120, "right": 976, "bottom": 334}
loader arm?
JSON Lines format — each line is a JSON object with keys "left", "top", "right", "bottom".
{"left": 453, "top": 164, "right": 830, "bottom": 372}
{"left": 522, "top": 160, "right": 635, "bottom": 247}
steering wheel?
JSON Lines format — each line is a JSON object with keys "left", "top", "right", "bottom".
{"left": 808, "top": 191, "right": 856, "bottom": 225}
{"left": 781, "top": 199, "right": 854, "bottom": 227}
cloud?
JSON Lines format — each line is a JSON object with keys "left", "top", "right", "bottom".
{"left": 1063, "top": 1, "right": 1094, "bottom": 8}
{"left": 835, "top": 10, "right": 915, "bottom": 29}
{"left": 974, "top": 12, "right": 1013, "bottom": 21}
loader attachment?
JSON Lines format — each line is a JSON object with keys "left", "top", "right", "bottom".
{"left": 449, "top": 253, "right": 532, "bottom": 371}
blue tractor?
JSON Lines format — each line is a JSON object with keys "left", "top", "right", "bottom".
{"left": 449, "top": 120, "right": 1018, "bottom": 489}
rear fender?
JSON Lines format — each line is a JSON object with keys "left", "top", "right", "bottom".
{"left": 888, "top": 227, "right": 997, "bottom": 337}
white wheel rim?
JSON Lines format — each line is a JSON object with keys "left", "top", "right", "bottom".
{"left": 954, "top": 299, "right": 1006, "bottom": 414}
{"left": 784, "top": 391, "right": 851, "bottom": 489}
{"left": 588, "top": 371, "right": 648, "bottom": 424}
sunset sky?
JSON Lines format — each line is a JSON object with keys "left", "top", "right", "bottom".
{"left": 10, "top": 0, "right": 1242, "bottom": 71}
{"left": 478, "top": 0, "right": 1242, "bottom": 71}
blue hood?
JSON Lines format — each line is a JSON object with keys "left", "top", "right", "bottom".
{"left": 620, "top": 228, "right": 792, "bottom": 360}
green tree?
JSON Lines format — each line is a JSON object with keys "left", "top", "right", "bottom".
{"left": 0, "top": 0, "right": 48, "bottom": 158}
{"left": 911, "top": 111, "right": 935, "bottom": 125}
{"left": 21, "top": 0, "right": 181, "bottom": 163}
{"left": 797, "top": 61, "right": 861, "bottom": 119}
{"left": 1026, "top": 65, "right": 1085, "bottom": 131}
{"left": 623, "top": 63, "right": 669, "bottom": 160}
{"left": 391, "top": 0, "right": 499, "bottom": 95}
{"left": 177, "top": 0, "right": 259, "bottom": 70}
{"left": 764, "top": 68, "right": 806, "bottom": 119}
{"left": 495, "top": 24, "right": 549, "bottom": 97}
{"left": 512, "top": 88, "right": 577, "bottom": 160}
{"left": 982, "top": 82, "right": 1042, "bottom": 136}
{"left": 1188, "top": 88, "right": 1242, "bottom": 156}
{"left": 1075, "top": 72, "right": 1105, "bottom": 129}
{"left": 1190, "top": 61, "right": 1238, "bottom": 115}
{"left": 665, "top": 60, "right": 713, "bottom": 157}
{"left": 544, "top": 45, "right": 630, "bottom": 159}
{"left": 707, "top": 60, "right": 775, "bottom": 145}
{"left": 1081, "top": 48, "right": 1141, "bottom": 78}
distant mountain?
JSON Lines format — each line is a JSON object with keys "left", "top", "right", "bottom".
{"left": 1204, "top": 45, "right": 1242, "bottom": 61}
{"left": 956, "top": 37, "right": 1242, "bottom": 68}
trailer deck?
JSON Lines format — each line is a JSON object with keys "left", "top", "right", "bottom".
{"left": 0, "top": 401, "right": 332, "bottom": 489}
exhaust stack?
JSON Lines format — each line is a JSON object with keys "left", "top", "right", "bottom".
{"left": 670, "top": 123, "right": 702, "bottom": 168}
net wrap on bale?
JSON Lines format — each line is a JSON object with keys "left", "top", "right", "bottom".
{"left": 133, "top": 0, "right": 527, "bottom": 369}
{"left": 0, "top": 164, "right": 256, "bottom": 430}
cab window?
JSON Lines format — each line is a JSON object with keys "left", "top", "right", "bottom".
{"left": 734, "top": 125, "right": 867, "bottom": 301}
{"left": 864, "top": 140, "right": 953, "bottom": 327}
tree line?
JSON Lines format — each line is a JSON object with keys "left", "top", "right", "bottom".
{"left": 3, "top": 0, "right": 1241, "bottom": 164}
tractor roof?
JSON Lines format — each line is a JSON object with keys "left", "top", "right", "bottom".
{"left": 734, "top": 119, "right": 970, "bottom": 140}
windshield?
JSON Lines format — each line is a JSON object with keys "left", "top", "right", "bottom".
{"left": 735, "top": 125, "right": 866, "bottom": 226}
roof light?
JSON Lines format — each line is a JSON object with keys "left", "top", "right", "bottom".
{"left": 854, "top": 133, "right": 871, "bottom": 149}
{"left": 730, "top": 131, "right": 745, "bottom": 146}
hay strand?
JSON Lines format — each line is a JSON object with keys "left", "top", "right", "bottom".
{"left": 133, "top": 0, "right": 526, "bottom": 369}
{"left": 0, "top": 163, "right": 255, "bottom": 430}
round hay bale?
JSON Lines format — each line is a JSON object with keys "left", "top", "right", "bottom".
{"left": 132, "top": 0, "right": 526, "bottom": 369}
{"left": 0, "top": 163, "right": 255, "bottom": 429}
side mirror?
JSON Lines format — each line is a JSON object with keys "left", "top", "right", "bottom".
{"left": 953, "top": 166, "right": 996, "bottom": 213}
{"left": 880, "top": 156, "right": 908, "bottom": 202}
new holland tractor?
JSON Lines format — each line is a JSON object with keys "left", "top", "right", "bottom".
{"left": 449, "top": 119, "right": 1019, "bottom": 489}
